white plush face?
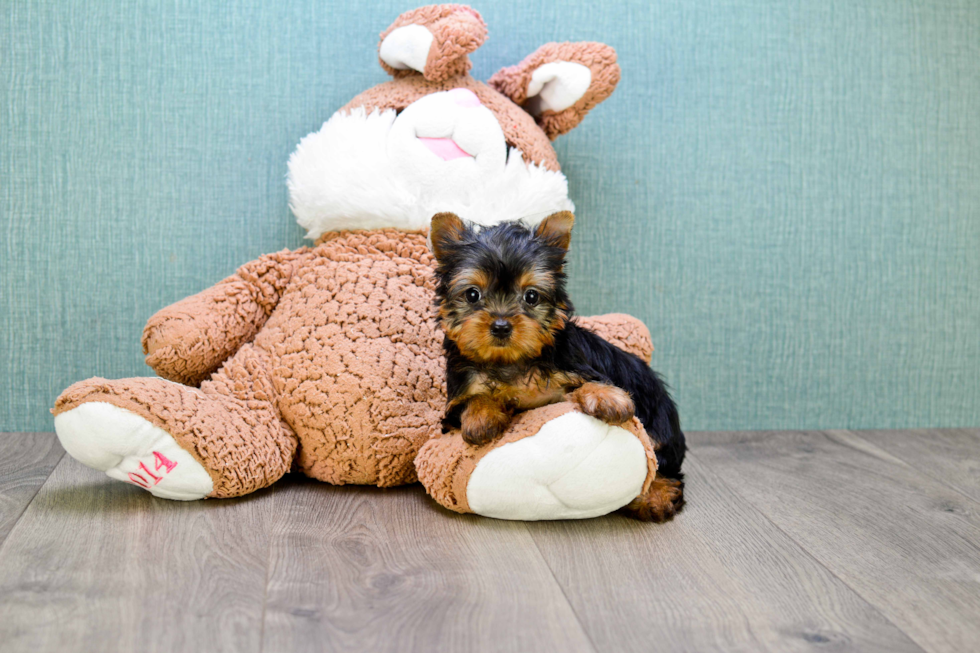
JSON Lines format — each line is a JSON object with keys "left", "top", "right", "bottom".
{"left": 287, "top": 89, "right": 574, "bottom": 241}
{"left": 387, "top": 88, "right": 507, "bottom": 187}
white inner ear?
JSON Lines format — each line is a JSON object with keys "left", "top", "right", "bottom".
{"left": 379, "top": 24, "right": 434, "bottom": 73}
{"left": 525, "top": 61, "right": 593, "bottom": 115}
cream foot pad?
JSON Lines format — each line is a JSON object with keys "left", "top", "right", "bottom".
{"left": 466, "top": 411, "right": 648, "bottom": 520}
{"left": 54, "top": 402, "right": 213, "bottom": 500}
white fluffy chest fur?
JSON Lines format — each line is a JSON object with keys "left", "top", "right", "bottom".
{"left": 287, "top": 91, "right": 574, "bottom": 241}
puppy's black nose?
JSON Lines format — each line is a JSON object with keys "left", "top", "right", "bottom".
{"left": 490, "top": 319, "right": 513, "bottom": 338}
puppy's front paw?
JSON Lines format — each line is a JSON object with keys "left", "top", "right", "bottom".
{"left": 571, "top": 383, "right": 635, "bottom": 424}
{"left": 461, "top": 397, "right": 511, "bottom": 446}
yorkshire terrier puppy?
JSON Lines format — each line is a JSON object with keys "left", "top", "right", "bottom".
{"left": 430, "top": 211, "right": 686, "bottom": 521}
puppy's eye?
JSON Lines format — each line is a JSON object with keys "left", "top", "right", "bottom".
{"left": 523, "top": 289, "right": 540, "bottom": 306}
{"left": 464, "top": 287, "right": 482, "bottom": 304}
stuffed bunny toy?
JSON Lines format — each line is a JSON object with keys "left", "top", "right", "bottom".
{"left": 53, "top": 4, "right": 677, "bottom": 521}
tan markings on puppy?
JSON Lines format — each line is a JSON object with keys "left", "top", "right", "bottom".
{"left": 460, "top": 395, "right": 512, "bottom": 445}
{"left": 620, "top": 476, "right": 685, "bottom": 523}
{"left": 517, "top": 267, "right": 555, "bottom": 291}
{"left": 452, "top": 312, "right": 557, "bottom": 365}
{"left": 505, "top": 369, "right": 581, "bottom": 410}
{"left": 440, "top": 268, "right": 491, "bottom": 325}
{"left": 452, "top": 268, "right": 490, "bottom": 292}
{"left": 570, "top": 382, "right": 635, "bottom": 424}
{"left": 483, "top": 369, "right": 583, "bottom": 411}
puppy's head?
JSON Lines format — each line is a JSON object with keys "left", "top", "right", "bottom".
{"left": 430, "top": 211, "right": 574, "bottom": 365}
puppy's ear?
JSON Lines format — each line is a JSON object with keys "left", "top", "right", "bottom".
{"left": 534, "top": 211, "right": 575, "bottom": 252}
{"left": 430, "top": 212, "right": 467, "bottom": 260}
{"left": 489, "top": 42, "right": 620, "bottom": 140}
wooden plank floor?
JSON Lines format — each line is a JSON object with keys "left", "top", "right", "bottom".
{"left": 0, "top": 429, "right": 977, "bottom": 653}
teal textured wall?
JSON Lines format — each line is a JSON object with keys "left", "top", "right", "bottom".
{"left": 2, "top": 1, "right": 979, "bottom": 431}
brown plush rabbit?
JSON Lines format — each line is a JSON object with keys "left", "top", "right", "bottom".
{"left": 53, "top": 4, "right": 663, "bottom": 520}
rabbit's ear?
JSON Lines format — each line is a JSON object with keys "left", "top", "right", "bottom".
{"left": 378, "top": 5, "right": 487, "bottom": 82}
{"left": 489, "top": 42, "right": 620, "bottom": 140}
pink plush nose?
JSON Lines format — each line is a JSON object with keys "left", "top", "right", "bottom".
{"left": 448, "top": 88, "right": 482, "bottom": 108}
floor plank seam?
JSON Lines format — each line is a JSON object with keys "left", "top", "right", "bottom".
{"left": 829, "top": 430, "right": 980, "bottom": 561}
{"left": 0, "top": 448, "right": 65, "bottom": 555}
{"left": 687, "top": 447, "right": 931, "bottom": 653}
{"left": 257, "top": 484, "right": 276, "bottom": 653}
{"left": 525, "top": 524, "right": 600, "bottom": 653}
{"left": 842, "top": 429, "right": 980, "bottom": 511}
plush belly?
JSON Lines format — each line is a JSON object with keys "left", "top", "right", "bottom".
{"left": 254, "top": 235, "right": 445, "bottom": 486}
